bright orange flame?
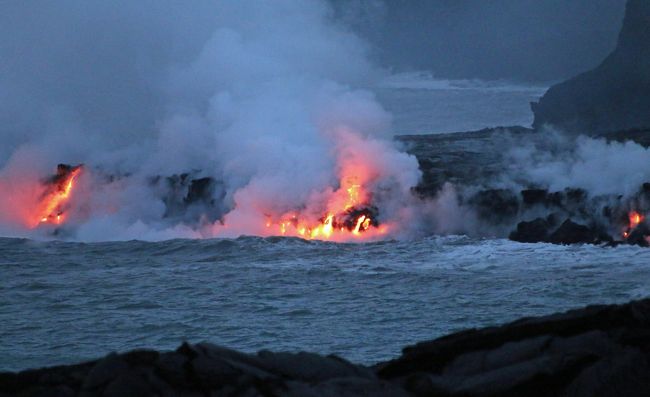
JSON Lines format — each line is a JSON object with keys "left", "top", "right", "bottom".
{"left": 623, "top": 210, "right": 645, "bottom": 239}
{"left": 630, "top": 211, "right": 644, "bottom": 228}
{"left": 35, "top": 166, "right": 82, "bottom": 227}
{"left": 345, "top": 184, "right": 361, "bottom": 210}
{"left": 219, "top": 130, "right": 399, "bottom": 242}
{"left": 352, "top": 215, "right": 366, "bottom": 235}
{"left": 263, "top": 166, "right": 389, "bottom": 241}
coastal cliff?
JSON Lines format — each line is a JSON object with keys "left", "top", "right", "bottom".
{"left": 2, "top": 298, "right": 649, "bottom": 396}
{"left": 531, "top": 0, "right": 650, "bottom": 134}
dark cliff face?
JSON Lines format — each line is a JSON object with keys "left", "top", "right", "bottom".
{"left": 531, "top": 0, "right": 650, "bottom": 134}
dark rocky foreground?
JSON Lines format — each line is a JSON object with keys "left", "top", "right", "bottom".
{"left": 2, "top": 298, "right": 650, "bottom": 396}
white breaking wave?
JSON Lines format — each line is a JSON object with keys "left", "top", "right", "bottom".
{"left": 378, "top": 71, "right": 548, "bottom": 93}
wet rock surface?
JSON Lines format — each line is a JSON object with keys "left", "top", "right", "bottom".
{"left": 547, "top": 219, "right": 601, "bottom": 245}
{"left": 508, "top": 217, "right": 552, "bottom": 243}
{"left": 149, "top": 172, "right": 226, "bottom": 225}
{"left": 397, "top": 129, "right": 650, "bottom": 246}
{"left": 397, "top": 0, "right": 650, "bottom": 247}
{"left": 503, "top": 184, "right": 650, "bottom": 246}
{"left": 2, "top": 298, "right": 650, "bottom": 396}
{"left": 397, "top": 126, "right": 534, "bottom": 195}
{"left": 377, "top": 298, "right": 650, "bottom": 397}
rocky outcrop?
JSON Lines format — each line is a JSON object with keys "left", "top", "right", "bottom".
{"left": 531, "top": 0, "right": 650, "bottom": 134}
{"left": 149, "top": 173, "right": 226, "bottom": 224}
{"left": 377, "top": 298, "right": 650, "bottom": 396}
{"left": 547, "top": 219, "right": 601, "bottom": 245}
{"left": 2, "top": 298, "right": 650, "bottom": 396}
{"left": 397, "top": 126, "right": 534, "bottom": 195}
{"left": 0, "top": 343, "right": 407, "bottom": 397}
{"left": 510, "top": 217, "right": 607, "bottom": 246}
{"left": 509, "top": 217, "right": 553, "bottom": 243}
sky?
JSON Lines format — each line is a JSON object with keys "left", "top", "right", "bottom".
{"left": 0, "top": 0, "right": 628, "bottom": 164}
{"left": 335, "top": 0, "right": 626, "bottom": 81}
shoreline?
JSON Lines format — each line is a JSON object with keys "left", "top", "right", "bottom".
{"left": 3, "top": 298, "right": 649, "bottom": 396}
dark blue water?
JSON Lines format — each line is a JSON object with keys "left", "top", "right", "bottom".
{"left": 2, "top": 235, "right": 649, "bottom": 371}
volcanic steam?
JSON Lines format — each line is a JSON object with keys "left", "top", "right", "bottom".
{"left": 0, "top": 0, "right": 423, "bottom": 241}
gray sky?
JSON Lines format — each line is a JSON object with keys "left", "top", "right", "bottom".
{"left": 336, "top": 0, "right": 626, "bottom": 81}
{"left": 0, "top": 0, "right": 628, "bottom": 163}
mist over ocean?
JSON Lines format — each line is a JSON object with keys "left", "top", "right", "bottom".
{"left": 3, "top": 232, "right": 650, "bottom": 371}
{"left": 4, "top": 79, "right": 650, "bottom": 372}
{"left": 3, "top": 1, "right": 649, "bottom": 383}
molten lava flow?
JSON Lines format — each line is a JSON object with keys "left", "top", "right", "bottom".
{"left": 262, "top": 164, "right": 387, "bottom": 241}
{"left": 215, "top": 129, "right": 418, "bottom": 242}
{"left": 630, "top": 211, "right": 644, "bottom": 228}
{"left": 35, "top": 164, "right": 83, "bottom": 227}
{"left": 623, "top": 210, "right": 645, "bottom": 239}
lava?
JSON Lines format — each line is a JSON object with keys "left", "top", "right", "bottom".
{"left": 623, "top": 210, "right": 645, "bottom": 239}
{"left": 264, "top": 200, "right": 385, "bottom": 241}
{"left": 35, "top": 164, "right": 83, "bottom": 227}
{"left": 629, "top": 211, "right": 644, "bottom": 228}
{"left": 263, "top": 168, "right": 387, "bottom": 241}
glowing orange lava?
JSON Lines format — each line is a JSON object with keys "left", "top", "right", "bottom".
{"left": 623, "top": 210, "right": 645, "bottom": 239}
{"left": 262, "top": 164, "right": 388, "bottom": 241}
{"left": 630, "top": 211, "right": 644, "bottom": 228}
{"left": 35, "top": 165, "right": 82, "bottom": 227}
{"left": 214, "top": 129, "right": 412, "bottom": 242}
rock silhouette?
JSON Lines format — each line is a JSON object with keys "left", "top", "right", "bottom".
{"left": 2, "top": 298, "right": 650, "bottom": 396}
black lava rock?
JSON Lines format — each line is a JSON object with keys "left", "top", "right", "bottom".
{"left": 626, "top": 223, "right": 650, "bottom": 247}
{"left": 3, "top": 299, "right": 650, "bottom": 396}
{"left": 521, "top": 189, "right": 548, "bottom": 206}
{"left": 509, "top": 218, "right": 551, "bottom": 243}
{"left": 469, "top": 189, "right": 520, "bottom": 224}
{"left": 376, "top": 298, "right": 650, "bottom": 397}
{"left": 548, "top": 219, "right": 599, "bottom": 245}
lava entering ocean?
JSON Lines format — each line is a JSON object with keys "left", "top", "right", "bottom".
{"left": 2, "top": 126, "right": 419, "bottom": 242}
{"left": 213, "top": 129, "right": 417, "bottom": 242}
{"left": 34, "top": 164, "right": 83, "bottom": 228}
{"left": 262, "top": 176, "right": 387, "bottom": 241}
{"left": 622, "top": 210, "right": 646, "bottom": 239}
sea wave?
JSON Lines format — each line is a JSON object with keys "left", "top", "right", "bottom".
{"left": 3, "top": 235, "right": 649, "bottom": 371}
{"left": 378, "top": 71, "right": 548, "bottom": 94}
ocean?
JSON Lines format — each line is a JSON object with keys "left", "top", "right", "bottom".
{"left": 376, "top": 72, "right": 547, "bottom": 134}
{"left": 3, "top": 76, "right": 647, "bottom": 372}
{"left": 3, "top": 236, "right": 650, "bottom": 371}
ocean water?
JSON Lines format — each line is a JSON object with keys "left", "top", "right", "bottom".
{"left": 5, "top": 77, "right": 647, "bottom": 372}
{"left": 2, "top": 236, "right": 650, "bottom": 371}
{"left": 377, "top": 72, "right": 547, "bottom": 134}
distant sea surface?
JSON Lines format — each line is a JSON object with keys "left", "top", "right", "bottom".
{"left": 6, "top": 77, "right": 645, "bottom": 373}
{"left": 377, "top": 72, "right": 547, "bottom": 134}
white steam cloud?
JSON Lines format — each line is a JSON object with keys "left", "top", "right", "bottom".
{"left": 0, "top": 0, "right": 423, "bottom": 241}
{"left": 506, "top": 131, "right": 650, "bottom": 196}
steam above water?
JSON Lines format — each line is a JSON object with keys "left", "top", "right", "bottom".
{"left": 0, "top": 0, "right": 422, "bottom": 241}
{"left": 1, "top": 1, "right": 648, "bottom": 243}
{"left": 501, "top": 132, "right": 649, "bottom": 197}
